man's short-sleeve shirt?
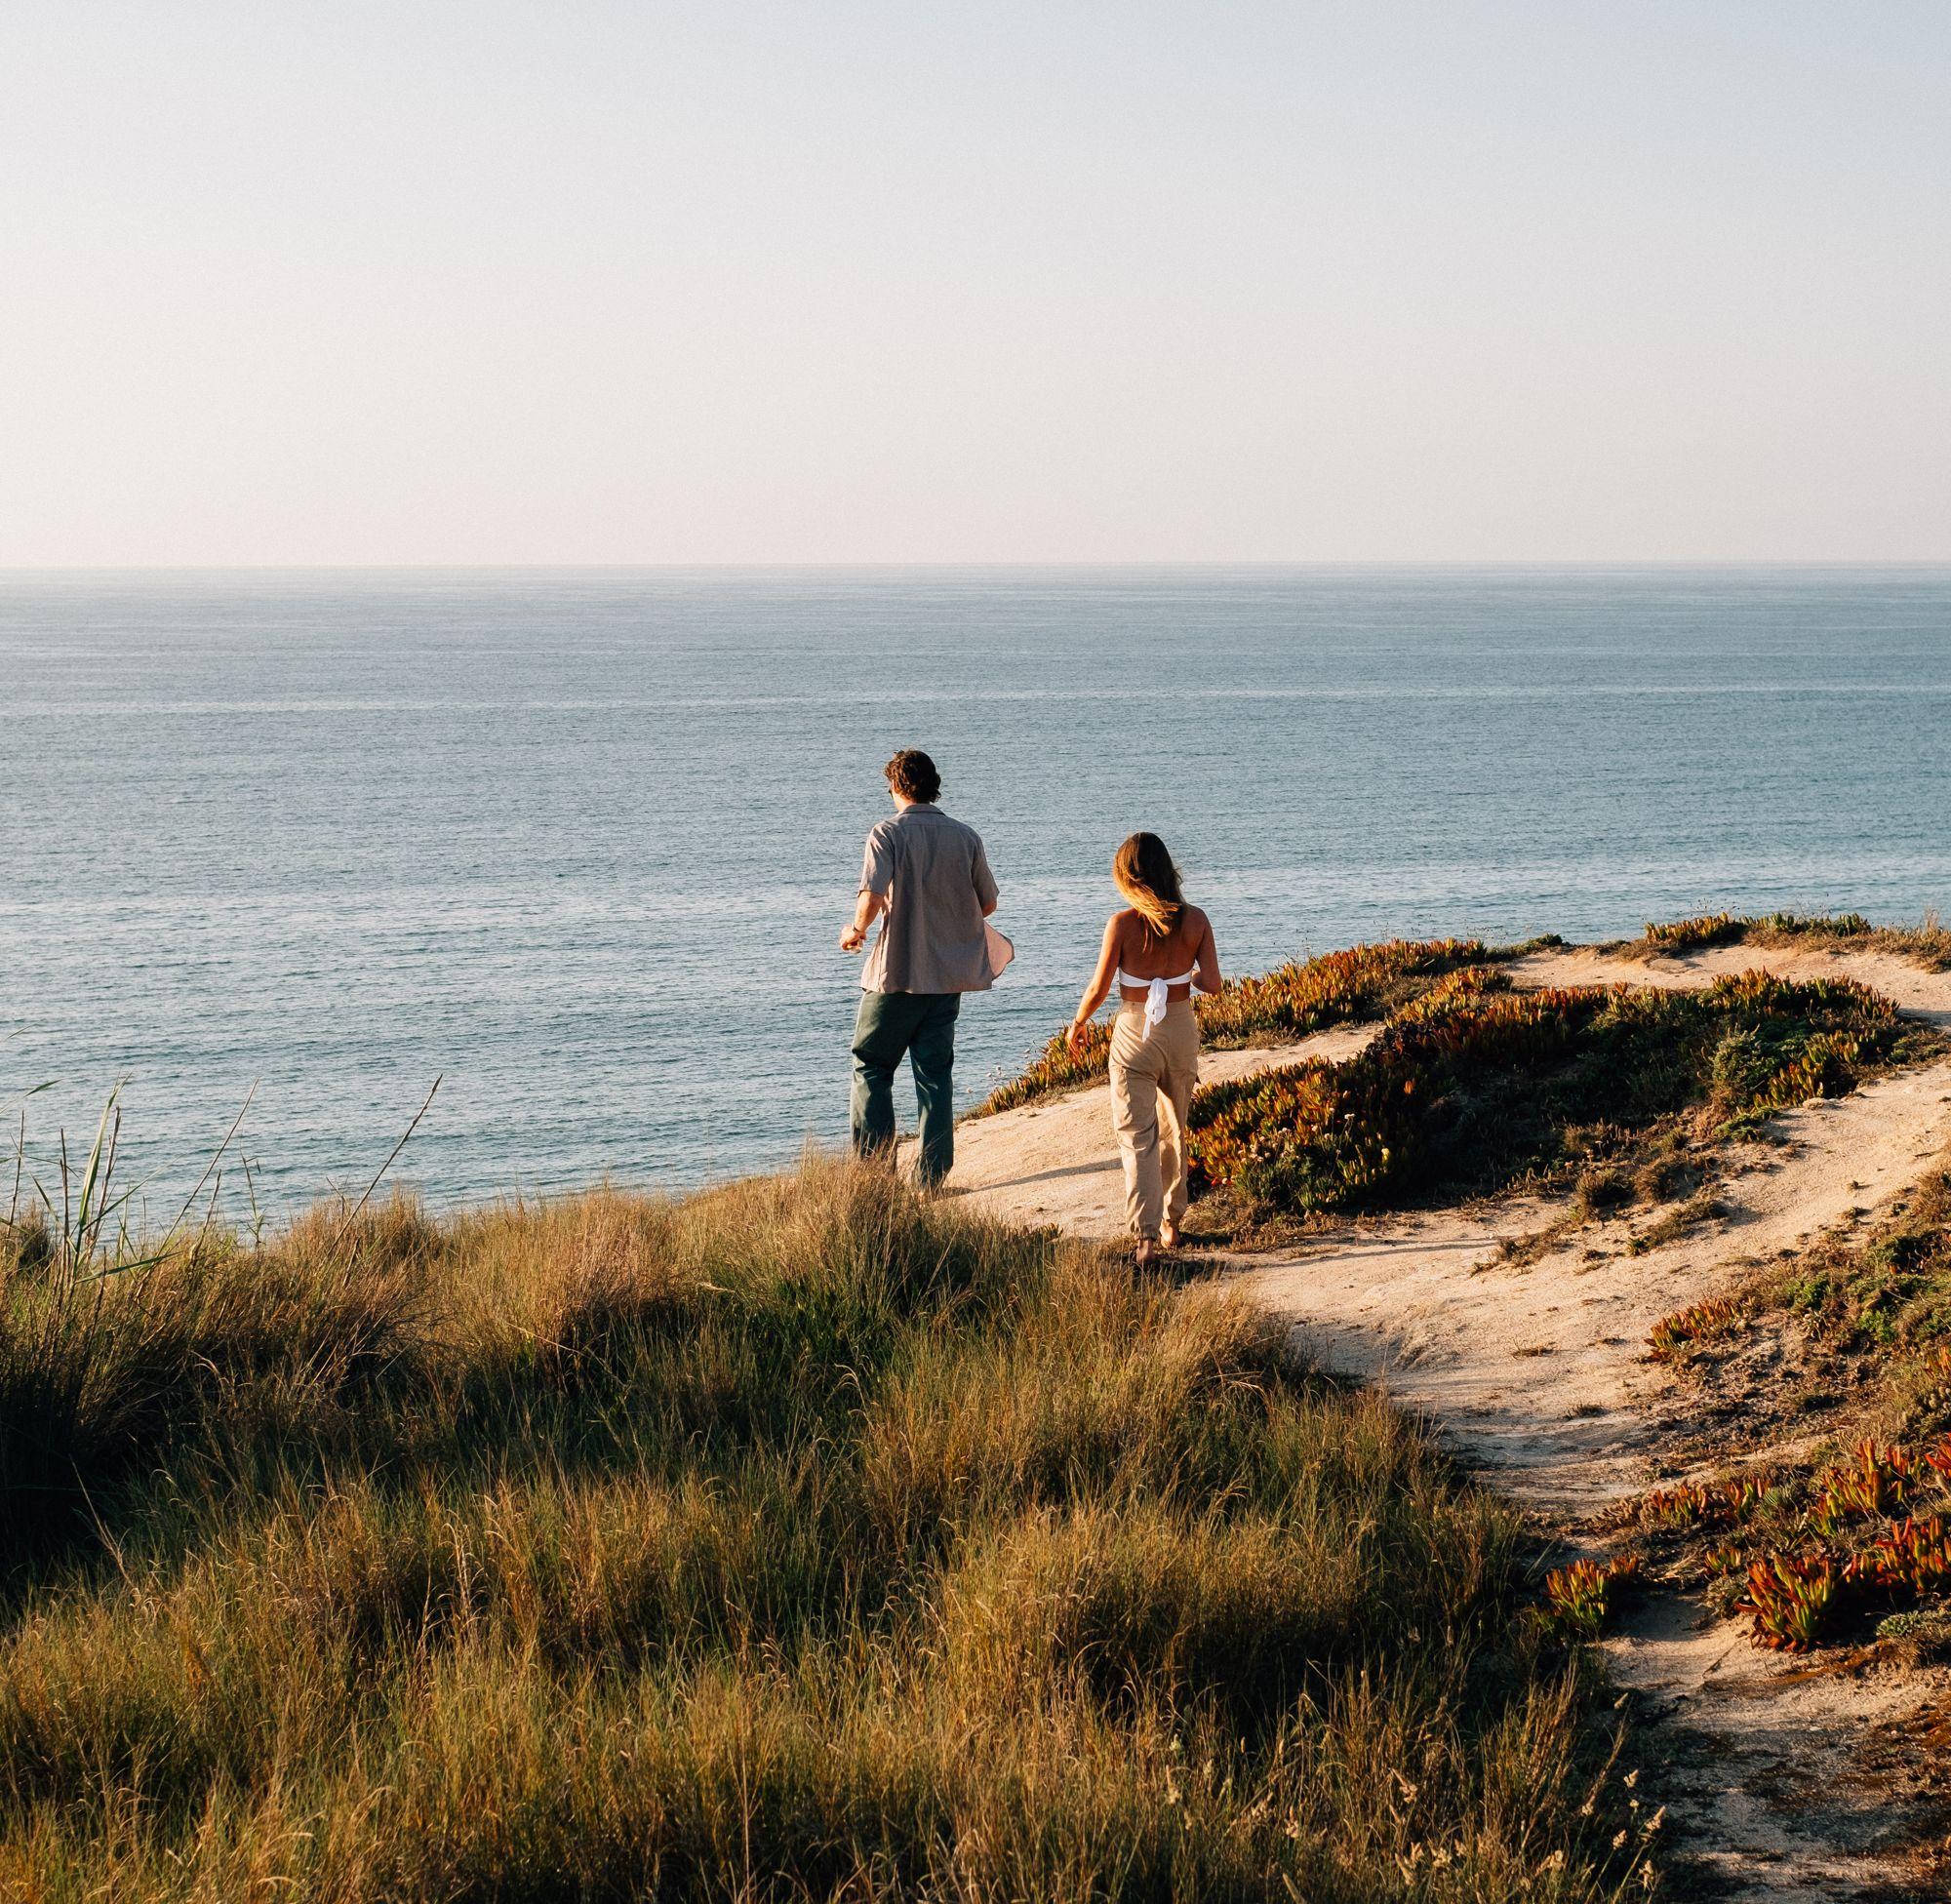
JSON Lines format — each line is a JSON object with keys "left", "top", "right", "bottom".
{"left": 858, "top": 804, "right": 999, "bottom": 994}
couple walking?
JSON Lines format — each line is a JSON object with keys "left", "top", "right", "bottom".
{"left": 840, "top": 749, "right": 1221, "bottom": 1264}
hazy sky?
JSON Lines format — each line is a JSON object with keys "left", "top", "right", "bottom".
{"left": 4, "top": 2, "right": 1947, "bottom": 565}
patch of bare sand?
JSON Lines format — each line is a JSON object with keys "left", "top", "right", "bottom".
{"left": 946, "top": 941, "right": 1951, "bottom": 1901}
{"left": 1608, "top": 1598, "right": 1951, "bottom": 1902}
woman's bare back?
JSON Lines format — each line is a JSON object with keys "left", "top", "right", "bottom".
{"left": 1112, "top": 905, "right": 1213, "bottom": 995}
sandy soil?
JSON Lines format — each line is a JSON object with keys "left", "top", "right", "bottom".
{"left": 945, "top": 939, "right": 1951, "bottom": 1901}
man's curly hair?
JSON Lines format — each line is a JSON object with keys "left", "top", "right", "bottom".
{"left": 884, "top": 749, "right": 941, "bottom": 804}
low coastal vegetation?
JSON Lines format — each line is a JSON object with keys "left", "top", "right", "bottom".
{"left": 983, "top": 931, "right": 1931, "bottom": 1237}
{"left": 1619, "top": 1164, "right": 1951, "bottom": 1657}
{"left": 0, "top": 1165, "right": 1652, "bottom": 1900}
{"left": 1628, "top": 909, "right": 1951, "bottom": 970}
{"left": 1189, "top": 967, "right": 1911, "bottom": 1224}
{"left": 976, "top": 937, "right": 1498, "bottom": 1115}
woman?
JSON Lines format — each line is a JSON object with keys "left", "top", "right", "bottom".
{"left": 1065, "top": 833, "right": 1221, "bottom": 1264}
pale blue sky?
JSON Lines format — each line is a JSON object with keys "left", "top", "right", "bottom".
{"left": 3, "top": 2, "right": 1946, "bottom": 564}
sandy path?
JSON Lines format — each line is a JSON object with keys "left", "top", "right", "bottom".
{"left": 946, "top": 940, "right": 1951, "bottom": 1900}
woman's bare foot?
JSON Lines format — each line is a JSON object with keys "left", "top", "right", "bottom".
{"left": 1134, "top": 1238, "right": 1158, "bottom": 1270}
{"left": 1159, "top": 1221, "right": 1179, "bottom": 1250}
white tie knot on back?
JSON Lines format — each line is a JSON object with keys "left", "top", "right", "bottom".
{"left": 1116, "top": 968, "right": 1199, "bottom": 1039}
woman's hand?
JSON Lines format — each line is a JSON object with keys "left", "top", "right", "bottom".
{"left": 1064, "top": 1016, "right": 1093, "bottom": 1056}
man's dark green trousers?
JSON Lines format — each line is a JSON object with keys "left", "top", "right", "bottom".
{"left": 850, "top": 992, "right": 961, "bottom": 1186}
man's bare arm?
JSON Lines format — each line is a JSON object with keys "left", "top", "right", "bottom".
{"left": 840, "top": 888, "right": 887, "bottom": 953}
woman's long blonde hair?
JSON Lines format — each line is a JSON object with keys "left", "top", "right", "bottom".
{"left": 1113, "top": 832, "right": 1185, "bottom": 940}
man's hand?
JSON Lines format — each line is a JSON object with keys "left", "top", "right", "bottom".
{"left": 843, "top": 887, "right": 886, "bottom": 954}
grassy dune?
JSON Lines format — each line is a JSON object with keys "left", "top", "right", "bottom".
{"left": 1190, "top": 966, "right": 1916, "bottom": 1223}
{"left": 0, "top": 1167, "right": 1651, "bottom": 1901}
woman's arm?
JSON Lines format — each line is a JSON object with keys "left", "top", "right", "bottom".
{"left": 1193, "top": 909, "right": 1222, "bottom": 995}
{"left": 1064, "top": 918, "right": 1122, "bottom": 1054}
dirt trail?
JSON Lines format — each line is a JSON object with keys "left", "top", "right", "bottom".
{"left": 947, "top": 939, "right": 1951, "bottom": 1901}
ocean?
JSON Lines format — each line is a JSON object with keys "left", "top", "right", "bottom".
{"left": 4, "top": 566, "right": 1948, "bottom": 1221}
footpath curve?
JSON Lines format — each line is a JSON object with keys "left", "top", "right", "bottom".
{"left": 946, "top": 940, "right": 1951, "bottom": 1903}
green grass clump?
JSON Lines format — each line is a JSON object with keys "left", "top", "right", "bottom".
{"left": 0, "top": 1163, "right": 1651, "bottom": 1900}
{"left": 1188, "top": 967, "right": 1907, "bottom": 1221}
{"left": 978, "top": 938, "right": 1494, "bottom": 1115}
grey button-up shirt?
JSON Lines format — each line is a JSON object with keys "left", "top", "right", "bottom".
{"left": 858, "top": 803, "right": 1001, "bottom": 994}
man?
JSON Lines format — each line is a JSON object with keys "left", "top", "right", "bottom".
{"left": 839, "top": 749, "right": 1004, "bottom": 1186}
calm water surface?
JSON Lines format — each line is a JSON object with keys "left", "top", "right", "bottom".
{"left": 4, "top": 567, "right": 1947, "bottom": 1218}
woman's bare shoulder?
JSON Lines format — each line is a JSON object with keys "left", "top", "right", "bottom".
{"left": 1181, "top": 903, "right": 1213, "bottom": 936}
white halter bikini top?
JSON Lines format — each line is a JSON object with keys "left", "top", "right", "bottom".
{"left": 1115, "top": 966, "right": 1199, "bottom": 1037}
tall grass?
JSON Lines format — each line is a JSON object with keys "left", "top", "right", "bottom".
{"left": 0, "top": 1165, "right": 1652, "bottom": 1899}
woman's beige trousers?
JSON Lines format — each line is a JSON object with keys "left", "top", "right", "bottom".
{"left": 1107, "top": 999, "right": 1199, "bottom": 1241}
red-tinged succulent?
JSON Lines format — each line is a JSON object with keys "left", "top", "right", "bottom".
{"left": 1190, "top": 967, "right": 1901, "bottom": 1219}
{"left": 1812, "top": 1440, "right": 1914, "bottom": 1534}
{"left": 1739, "top": 1550, "right": 1840, "bottom": 1652}
{"left": 1644, "top": 914, "right": 1740, "bottom": 952}
{"left": 1189, "top": 981, "right": 1610, "bottom": 1209}
{"left": 1723, "top": 1472, "right": 1775, "bottom": 1514}
{"left": 1541, "top": 1555, "right": 1642, "bottom": 1640}
{"left": 1639, "top": 1483, "right": 1715, "bottom": 1527}
{"left": 1648, "top": 1297, "right": 1739, "bottom": 1362}
{"left": 1843, "top": 1516, "right": 1951, "bottom": 1598}
{"left": 1702, "top": 969, "right": 1898, "bottom": 1031}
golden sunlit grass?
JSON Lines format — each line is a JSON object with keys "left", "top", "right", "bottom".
{"left": 0, "top": 1163, "right": 1653, "bottom": 1900}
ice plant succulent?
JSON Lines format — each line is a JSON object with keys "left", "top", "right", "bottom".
{"left": 1189, "top": 966, "right": 1901, "bottom": 1220}
{"left": 1810, "top": 1440, "right": 1916, "bottom": 1535}
{"left": 1647, "top": 1296, "right": 1739, "bottom": 1362}
{"left": 1843, "top": 1515, "right": 1951, "bottom": 1599}
{"left": 1739, "top": 1550, "right": 1841, "bottom": 1652}
{"left": 1541, "top": 1555, "right": 1642, "bottom": 1640}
